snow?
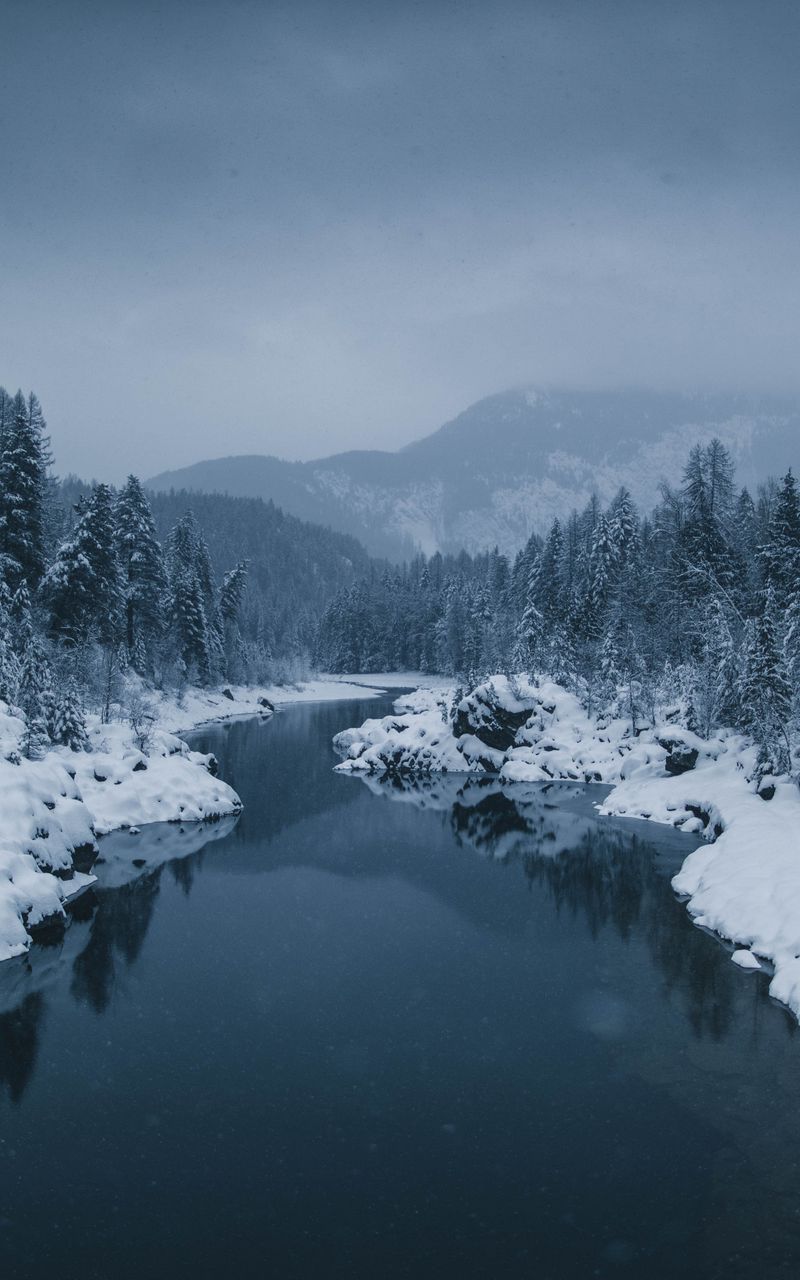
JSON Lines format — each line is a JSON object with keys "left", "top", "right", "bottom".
{"left": 0, "top": 671, "right": 395, "bottom": 964}
{"left": 0, "top": 696, "right": 242, "bottom": 963}
{"left": 334, "top": 674, "right": 800, "bottom": 1022}
{"left": 149, "top": 677, "right": 384, "bottom": 734}
{"left": 333, "top": 686, "right": 476, "bottom": 775}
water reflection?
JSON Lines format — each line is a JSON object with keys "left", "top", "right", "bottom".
{"left": 2, "top": 704, "right": 800, "bottom": 1280}
{"left": 0, "top": 814, "right": 238, "bottom": 1100}
{"left": 355, "top": 772, "right": 777, "bottom": 1045}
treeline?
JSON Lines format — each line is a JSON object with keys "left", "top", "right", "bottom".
{"left": 59, "top": 478, "right": 372, "bottom": 661}
{"left": 0, "top": 386, "right": 363, "bottom": 756}
{"left": 315, "top": 440, "right": 800, "bottom": 783}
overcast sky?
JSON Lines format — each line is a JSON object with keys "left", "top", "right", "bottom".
{"left": 2, "top": 0, "right": 799, "bottom": 480}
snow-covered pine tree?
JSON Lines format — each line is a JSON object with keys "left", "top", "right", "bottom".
{"left": 738, "top": 589, "right": 793, "bottom": 783}
{"left": 584, "top": 513, "right": 617, "bottom": 641}
{"left": 690, "top": 598, "right": 740, "bottom": 738}
{"left": 170, "top": 569, "right": 212, "bottom": 683}
{"left": 517, "top": 578, "right": 544, "bottom": 673}
{"left": 51, "top": 678, "right": 89, "bottom": 751}
{"left": 608, "top": 487, "right": 639, "bottom": 569}
{"left": 16, "top": 634, "right": 52, "bottom": 759}
{"left": 0, "top": 391, "right": 52, "bottom": 591}
{"left": 115, "top": 475, "right": 167, "bottom": 668}
{"left": 0, "top": 580, "right": 19, "bottom": 705}
{"left": 42, "top": 484, "right": 123, "bottom": 645}
{"left": 166, "top": 512, "right": 225, "bottom": 684}
{"left": 761, "top": 470, "right": 800, "bottom": 599}
{"left": 527, "top": 519, "right": 567, "bottom": 639}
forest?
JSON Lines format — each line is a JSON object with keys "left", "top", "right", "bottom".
{"left": 316, "top": 439, "right": 800, "bottom": 784}
{"left": 2, "top": 381, "right": 799, "bottom": 787}
{"left": 0, "top": 386, "right": 366, "bottom": 755}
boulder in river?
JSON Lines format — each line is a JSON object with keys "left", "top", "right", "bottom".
{"left": 453, "top": 677, "right": 537, "bottom": 752}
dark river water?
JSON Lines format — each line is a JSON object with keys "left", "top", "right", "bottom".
{"left": 2, "top": 694, "right": 800, "bottom": 1280}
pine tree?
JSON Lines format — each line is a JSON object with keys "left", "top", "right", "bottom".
{"left": 42, "top": 484, "right": 122, "bottom": 645}
{"left": 51, "top": 679, "right": 89, "bottom": 751}
{"left": 0, "top": 391, "right": 52, "bottom": 591}
{"left": 608, "top": 487, "right": 639, "bottom": 568}
{"left": 738, "top": 591, "right": 793, "bottom": 781}
{"left": 16, "top": 635, "right": 52, "bottom": 759}
{"left": 170, "top": 569, "right": 212, "bottom": 683}
{"left": 115, "top": 475, "right": 166, "bottom": 666}
{"left": 761, "top": 470, "right": 800, "bottom": 598}
{"left": 584, "top": 514, "right": 617, "bottom": 640}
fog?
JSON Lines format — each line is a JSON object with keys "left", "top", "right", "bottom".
{"left": 2, "top": 0, "right": 799, "bottom": 480}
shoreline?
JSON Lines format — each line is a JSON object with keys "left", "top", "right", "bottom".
{"left": 0, "top": 674, "right": 401, "bottom": 963}
{"left": 334, "top": 676, "right": 800, "bottom": 1023}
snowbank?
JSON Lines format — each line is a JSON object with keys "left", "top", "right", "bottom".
{"left": 334, "top": 674, "right": 800, "bottom": 1021}
{"left": 0, "top": 702, "right": 241, "bottom": 963}
{"left": 149, "top": 676, "right": 385, "bottom": 735}
{"left": 0, "top": 670, "right": 395, "bottom": 963}
{"left": 333, "top": 685, "right": 475, "bottom": 775}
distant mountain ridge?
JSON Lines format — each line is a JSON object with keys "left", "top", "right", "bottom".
{"left": 147, "top": 389, "right": 800, "bottom": 558}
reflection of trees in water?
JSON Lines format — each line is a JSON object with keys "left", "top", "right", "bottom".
{"left": 0, "top": 818, "right": 237, "bottom": 1099}
{"left": 522, "top": 830, "right": 743, "bottom": 1041}
{"left": 365, "top": 772, "right": 778, "bottom": 1046}
{"left": 0, "top": 992, "right": 44, "bottom": 1104}
{"left": 71, "top": 869, "right": 164, "bottom": 1013}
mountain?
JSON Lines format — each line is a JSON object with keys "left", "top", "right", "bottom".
{"left": 147, "top": 389, "right": 800, "bottom": 558}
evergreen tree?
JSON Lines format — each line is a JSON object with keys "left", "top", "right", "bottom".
{"left": 16, "top": 634, "right": 52, "bottom": 759}
{"left": 51, "top": 679, "right": 89, "bottom": 751}
{"left": 738, "top": 590, "right": 793, "bottom": 780}
{"left": 42, "top": 485, "right": 122, "bottom": 645}
{"left": 761, "top": 470, "right": 800, "bottom": 598}
{"left": 584, "top": 514, "right": 617, "bottom": 640}
{"left": 0, "top": 391, "right": 51, "bottom": 590}
{"left": 115, "top": 476, "right": 166, "bottom": 666}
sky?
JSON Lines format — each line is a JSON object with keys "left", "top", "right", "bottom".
{"left": 2, "top": 0, "right": 800, "bottom": 481}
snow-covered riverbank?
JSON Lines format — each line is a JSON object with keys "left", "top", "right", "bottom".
{"left": 0, "top": 675, "right": 387, "bottom": 963}
{"left": 334, "top": 676, "right": 800, "bottom": 1021}
{"left": 149, "top": 676, "right": 386, "bottom": 735}
{"left": 0, "top": 703, "right": 242, "bottom": 961}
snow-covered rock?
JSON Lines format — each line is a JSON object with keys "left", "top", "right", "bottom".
{"left": 452, "top": 676, "right": 539, "bottom": 750}
{"left": 334, "top": 687, "right": 474, "bottom": 775}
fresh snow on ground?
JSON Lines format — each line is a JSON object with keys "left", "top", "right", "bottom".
{"left": 334, "top": 674, "right": 800, "bottom": 1022}
{"left": 150, "top": 677, "right": 384, "bottom": 734}
{"left": 0, "top": 699, "right": 242, "bottom": 962}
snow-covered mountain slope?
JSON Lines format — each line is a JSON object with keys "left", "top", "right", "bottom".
{"left": 147, "top": 388, "right": 800, "bottom": 559}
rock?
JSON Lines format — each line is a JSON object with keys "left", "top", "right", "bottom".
{"left": 132, "top": 759, "right": 148, "bottom": 772}
{"left": 257, "top": 696, "right": 275, "bottom": 712}
{"left": 758, "top": 783, "right": 776, "bottom": 801}
{"left": 72, "top": 841, "right": 99, "bottom": 874}
{"left": 656, "top": 732, "right": 701, "bottom": 775}
{"left": 660, "top": 747, "right": 696, "bottom": 773}
{"left": 457, "top": 734, "right": 505, "bottom": 772}
{"left": 221, "top": 687, "right": 235, "bottom": 701}
{"left": 453, "top": 678, "right": 536, "bottom": 752}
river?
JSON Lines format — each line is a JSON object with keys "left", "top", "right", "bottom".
{"left": 1, "top": 694, "right": 800, "bottom": 1279}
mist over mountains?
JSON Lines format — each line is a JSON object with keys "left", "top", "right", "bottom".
{"left": 147, "top": 389, "right": 800, "bottom": 559}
